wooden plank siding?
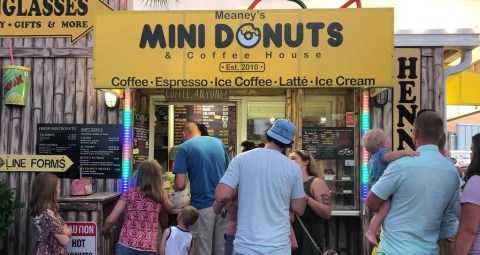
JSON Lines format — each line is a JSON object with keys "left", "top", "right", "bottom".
{"left": 0, "top": 1, "right": 127, "bottom": 254}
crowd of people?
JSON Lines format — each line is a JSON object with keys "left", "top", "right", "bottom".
{"left": 29, "top": 112, "right": 480, "bottom": 255}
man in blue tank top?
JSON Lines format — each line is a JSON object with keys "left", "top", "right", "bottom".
{"left": 174, "top": 121, "right": 230, "bottom": 255}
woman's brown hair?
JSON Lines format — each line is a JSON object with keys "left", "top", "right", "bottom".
{"left": 29, "top": 172, "right": 59, "bottom": 216}
{"left": 136, "top": 160, "right": 166, "bottom": 204}
{"left": 466, "top": 133, "right": 480, "bottom": 182}
{"left": 291, "top": 149, "right": 323, "bottom": 178}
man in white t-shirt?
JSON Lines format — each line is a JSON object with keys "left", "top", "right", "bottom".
{"left": 214, "top": 119, "right": 306, "bottom": 255}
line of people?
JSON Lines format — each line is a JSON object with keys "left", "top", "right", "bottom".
{"left": 29, "top": 113, "right": 480, "bottom": 255}
{"left": 161, "top": 120, "right": 332, "bottom": 255}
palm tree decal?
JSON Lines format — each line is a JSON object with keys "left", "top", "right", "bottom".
{"left": 248, "top": 0, "right": 307, "bottom": 9}
{"left": 137, "top": 0, "right": 178, "bottom": 9}
{"left": 248, "top": 0, "right": 361, "bottom": 9}
{"left": 140, "top": 0, "right": 361, "bottom": 10}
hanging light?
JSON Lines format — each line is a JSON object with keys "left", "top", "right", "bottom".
{"left": 104, "top": 92, "right": 119, "bottom": 109}
{"left": 373, "top": 89, "right": 389, "bottom": 108}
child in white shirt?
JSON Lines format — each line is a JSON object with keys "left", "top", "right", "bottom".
{"left": 160, "top": 205, "right": 199, "bottom": 255}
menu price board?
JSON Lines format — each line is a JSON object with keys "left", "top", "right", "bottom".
{"left": 174, "top": 105, "right": 236, "bottom": 148}
{"left": 302, "top": 127, "right": 354, "bottom": 160}
{"left": 37, "top": 124, "right": 122, "bottom": 178}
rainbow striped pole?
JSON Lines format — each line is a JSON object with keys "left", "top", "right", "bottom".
{"left": 122, "top": 89, "right": 133, "bottom": 191}
{"left": 360, "top": 90, "right": 370, "bottom": 201}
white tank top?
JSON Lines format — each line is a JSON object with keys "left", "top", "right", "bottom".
{"left": 165, "top": 226, "right": 193, "bottom": 255}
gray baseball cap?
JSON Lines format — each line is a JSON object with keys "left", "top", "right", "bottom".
{"left": 267, "top": 119, "right": 296, "bottom": 144}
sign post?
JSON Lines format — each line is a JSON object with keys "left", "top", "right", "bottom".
{"left": 0, "top": 154, "right": 73, "bottom": 172}
{"left": 66, "top": 222, "right": 97, "bottom": 255}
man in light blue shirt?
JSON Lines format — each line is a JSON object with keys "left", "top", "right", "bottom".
{"left": 366, "top": 111, "right": 459, "bottom": 255}
{"left": 214, "top": 119, "right": 306, "bottom": 255}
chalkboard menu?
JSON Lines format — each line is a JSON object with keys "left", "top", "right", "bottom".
{"left": 37, "top": 124, "right": 122, "bottom": 178}
{"left": 174, "top": 105, "right": 236, "bottom": 148}
{"left": 302, "top": 127, "right": 354, "bottom": 160}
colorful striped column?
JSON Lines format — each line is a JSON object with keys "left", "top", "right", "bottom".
{"left": 360, "top": 90, "right": 370, "bottom": 201}
{"left": 122, "top": 90, "right": 132, "bottom": 191}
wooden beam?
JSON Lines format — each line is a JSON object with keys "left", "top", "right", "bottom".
{"left": 0, "top": 47, "right": 92, "bottom": 58}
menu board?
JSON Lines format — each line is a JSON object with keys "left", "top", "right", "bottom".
{"left": 302, "top": 127, "right": 354, "bottom": 160}
{"left": 174, "top": 105, "right": 236, "bottom": 148}
{"left": 37, "top": 124, "right": 122, "bottom": 178}
{"left": 133, "top": 112, "right": 149, "bottom": 171}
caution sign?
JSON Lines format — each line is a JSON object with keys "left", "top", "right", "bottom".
{"left": 66, "top": 222, "right": 96, "bottom": 255}
{"left": 0, "top": 0, "right": 113, "bottom": 43}
{"left": 0, "top": 154, "right": 73, "bottom": 172}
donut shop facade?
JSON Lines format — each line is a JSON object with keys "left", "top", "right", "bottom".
{"left": 2, "top": 4, "right": 479, "bottom": 255}
{"left": 95, "top": 8, "right": 393, "bottom": 254}
{"left": 92, "top": 8, "right": 480, "bottom": 254}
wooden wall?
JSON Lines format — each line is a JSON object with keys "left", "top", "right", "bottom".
{"left": 0, "top": 1, "right": 127, "bottom": 254}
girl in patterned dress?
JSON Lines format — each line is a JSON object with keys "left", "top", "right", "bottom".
{"left": 30, "top": 172, "right": 72, "bottom": 255}
{"left": 103, "top": 160, "right": 174, "bottom": 254}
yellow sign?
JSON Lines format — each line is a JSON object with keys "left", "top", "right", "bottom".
{"left": 392, "top": 48, "right": 421, "bottom": 151}
{"left": 0, "top": 0, "right": 112, "bottom": 43}
{"left": 94, "top": 9, "right": 394, "bottom": 89}
{"left": 0, "top": 154, "right": 73, "bottom": 172}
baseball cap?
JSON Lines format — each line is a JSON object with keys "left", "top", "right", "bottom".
{"left": 267, "top": 119, "right": 296, "bottom": 144}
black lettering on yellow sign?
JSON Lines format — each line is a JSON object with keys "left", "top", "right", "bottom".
{"left": 6, "top": 158, "right": 26, "bottom": 168}
{"left": 30, "top": 158, "right": 66, "bottom": 168}
{"left": 0, "top": 0, "right": 88, "bottom": 17}
{"left": 396, "top": 56, "right": 419, "bottom": 150}
{"left": 4, "top": 158, "right": 65, "bottom": 169}
{"left": 138, "top": 22, "right": 344, "bottom": 49}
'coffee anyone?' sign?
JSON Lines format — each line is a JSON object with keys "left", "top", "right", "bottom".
{"left": 94, "top": 9, "right": 394, "bottom": 89}
{"left": 0, "top": 0, "right": 112, "bottom": 43}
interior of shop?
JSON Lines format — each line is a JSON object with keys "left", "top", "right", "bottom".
{"left": 146, "top": 88, "right": 359, "bottom": 211}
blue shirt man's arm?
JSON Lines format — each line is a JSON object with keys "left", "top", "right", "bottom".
{"left": 173, "top": 146, "right": 188, "bottom": 191}
{"left": 439, "top": 185, "right": 460, "bottom": 239}
{"left": 174, "top": 173, "right": 186, "bottom": 191}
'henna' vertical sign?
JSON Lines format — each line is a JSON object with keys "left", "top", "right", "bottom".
{"left": 392, "top": 48, "right": 421, "bottom": 150}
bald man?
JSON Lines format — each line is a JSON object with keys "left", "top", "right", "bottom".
{"left": 173, "top": 121, "right": 230, "bottom": 255}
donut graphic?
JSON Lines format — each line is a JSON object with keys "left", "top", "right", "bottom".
{"left": 236, "top": 23, "right": 261, "bottom": 48}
